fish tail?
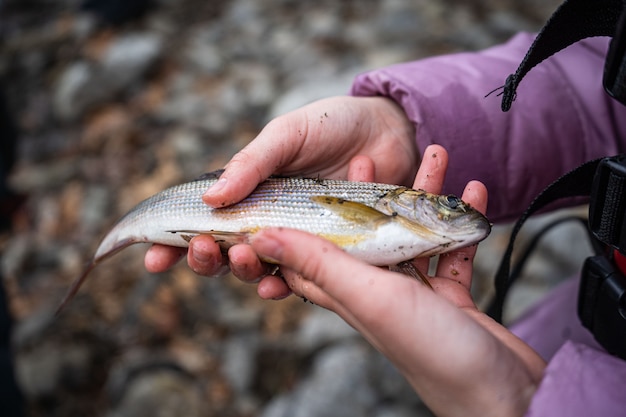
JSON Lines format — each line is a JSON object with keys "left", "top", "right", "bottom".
{"left": 55, "top": 260, "right": 97, "bottom": 315}
{"left": 55, "top": 237, "right": 138, "bottom": 315}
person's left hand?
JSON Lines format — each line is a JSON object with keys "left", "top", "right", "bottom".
{"left": 248, "top": 146, "right": 546, "bottom": 417}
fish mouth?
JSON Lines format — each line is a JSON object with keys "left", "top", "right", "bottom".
{"left": 464, "top": 212, "right": 492, "bottom": 241}
{"left": 443, "top": 211, "right": 491, "bottom": 244}
{"left": 465, "top": 219, "right": 492, "bottom": 239}
{"left": 473, "top": 212, "right": 492, "bottom": 234}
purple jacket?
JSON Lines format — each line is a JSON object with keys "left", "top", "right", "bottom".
{"left": 351, "top": 33, "right": 626, "bottom": 416}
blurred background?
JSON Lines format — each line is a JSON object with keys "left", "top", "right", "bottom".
{"left": 0, "top": 0, "right": 591, "bottom": 416}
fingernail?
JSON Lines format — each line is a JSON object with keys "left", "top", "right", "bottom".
{"left": 192, "top": 246, "right": 213, "bottom": 265}
{"left": 203, "top": 178, "right": 227, "bottom": 198}
{"left": 202, "top": 178, "right": 227, "bottom": 207}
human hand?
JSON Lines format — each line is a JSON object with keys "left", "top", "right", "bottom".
{"left": 249, "top": 146, "right": 546, "bottom": 417}
{"left": 145, "top": 95, "right": 417, "bottom": 277}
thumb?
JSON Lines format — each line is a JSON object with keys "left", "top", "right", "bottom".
{"left": 202, "top": 117, "right": 304, "bottom": 208}
{"left": 201, "top": 145, "right": 275, "bottom": 208}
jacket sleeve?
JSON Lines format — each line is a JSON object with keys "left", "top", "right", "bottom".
{"left": 524, "top": 341, "right": 626, "bottom": 417}
{"left": 350, "top": 33, "right": 626, "bottom": 222}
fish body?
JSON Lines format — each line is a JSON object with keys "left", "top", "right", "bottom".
{"left": 59, "top": 171, "right": 491, "bottom": 310}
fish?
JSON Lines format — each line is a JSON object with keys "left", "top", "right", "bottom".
{"left": 57, "top": 170, "right": 491, "bottom": 312}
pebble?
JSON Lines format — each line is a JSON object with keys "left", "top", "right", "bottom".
{"left": 106, "top": 367, "right": 204, "bottom": 417}
{"left": 53, "top": 33, "right": 163, "bottom": 120}
{"left": 268, "top": 71, "right": 357, "bottom": 118}
{"left": 220, "top": 331, "right": 260, "bottom": 394}
{"left": 53, "top": 62, "right": 94, "bottom": 120}
{"left": 16, "top": 341, "right": 97, "bottom": 398}
{"left": 260, "top": 342, "right": 379, "bottom": 417}
{"left": 295, "top": 307, "right": 359, "bottom": 353}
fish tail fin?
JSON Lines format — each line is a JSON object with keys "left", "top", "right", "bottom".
{"left": 55, "top": 260, "right": 97, "bottom": 316}
{"left": 55, "top": 237, "right": 137, "bottom": 315}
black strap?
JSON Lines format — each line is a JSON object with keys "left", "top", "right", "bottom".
{"left": 588, "top": 155, "right": 626, "bottom": 252}
{"left": 498, "top": 0, "right": 624, "bottom": 111}
{"left": 486, "top": 158, "right": 603, "bottom": 322}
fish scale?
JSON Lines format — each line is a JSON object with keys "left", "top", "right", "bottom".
{"left": 107, "top": 176, "right": 399, "bottom": 248}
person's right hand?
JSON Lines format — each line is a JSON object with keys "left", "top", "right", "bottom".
{"left": 144, "top": 96, "right": 419, "bottom": 281}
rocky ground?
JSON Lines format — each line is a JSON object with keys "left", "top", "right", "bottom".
{"left": 0, "top": 0, "right": 592, "bottom": 416}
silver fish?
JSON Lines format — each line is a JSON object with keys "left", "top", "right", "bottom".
{"left": 58, "top": 171, "right": 491, "bottom": 311}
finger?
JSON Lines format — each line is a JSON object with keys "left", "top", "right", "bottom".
{"left": 228, "top": 244, "right": 270, "bottom": 283}
{"left": 145, "top": 244, "right": 187, "bottom": 273}
{"left": 462, "top": 179, "right": 489, "bottom": 216}
{"left": 228, "top": 244, "right": 292, "bottom": 298}
{"left": 187, "top": 235, "right": 229, "bottom": 277}
{"left": 257, "top": 274, "right": 293, "bottom": 300}
{"left": 411, "top": 144, "right": 449, "bottom": 273}
{"left": 202, "top": 127, "right": 281, "bottom": 208}
{"left": 412, "top": 144, "right": 448, "bottom": 193}
{"left": 347, "top": 155, "right": 375, "bottom": 182}
{"left": 435, "top": 180, "right": 488, "bottom": 301}
{"left": 202, "top": 115, "right": 305, "bottom": 208}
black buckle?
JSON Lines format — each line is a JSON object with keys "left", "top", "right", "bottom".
{"left": 579, "top": 256, "right": 626, "bottom": 359}
{"left": 603, "top": 2, "right": 626, "bottom": 105}
{"left": 588, "top": 155, "right": 626, "bottom": 255}
{"left": 580, "top": 155, "right": 626, "bottom": 358}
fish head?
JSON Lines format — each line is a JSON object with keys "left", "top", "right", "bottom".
{"left": 376, "top": 188, "right": 491, "bottom": 253}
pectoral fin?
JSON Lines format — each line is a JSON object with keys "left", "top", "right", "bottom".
{"left": 166, "top": 230, "right": 252, "bottom": 247}
{"left": 389, "top": 261, "right": 433, "bottom": 289}
{"left": 310, "top": 196, "right": 390, "bottom": 226}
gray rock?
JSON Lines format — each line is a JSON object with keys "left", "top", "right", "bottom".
{"left": 230, "top": 62, "right": 277, "bottom": 108}
{"left": 376, "top": 0, "right": 427, "bottom": 43}
{"left": 157, "top": 92, "right": 221, "bottom": 132}
{"left": 53, "top": 61, "right": 95, "bottom": 120}
{"left": 303, "top": 8, "right": 342, "bottom": 39}
{"left": 101, "top": 33, "right": 163, "bottom": 86}
{"left": 260, "top": 342, "right": 378, "bottom": 417}
{"left": 80, "top": 184, "right": 113, "bottom": 234}
{"left": 156, "top": 79, "right": 248, "bottom": 135}
{"left": 1, "top": 234, "right": 31, "bottom": 281}
{"left": 268, "top": 71, "right": 358, "bottom": 119}
{"left": 368, "top": 352, "right": 421, "bottom": 406}
{"left": 183, "top": 30, "right": 225, "bottom": 74}
{"left": 54, "top": 33, "right": 163, "bottom": 120}
{"left": 15, "top": 341, "right": 93, "bottom": 398}
{"left": 220, "top": 331, "right": 260, "bottom": 394}
{"left": 106, "top": 368, "right": 203, "bottom": 417}
{"left": 295, "top": 307, "right": 359, "bottom": 354}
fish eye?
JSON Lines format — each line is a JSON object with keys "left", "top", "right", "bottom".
{"left": 439, "top": 195, "right": 461, "bottom": 210}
